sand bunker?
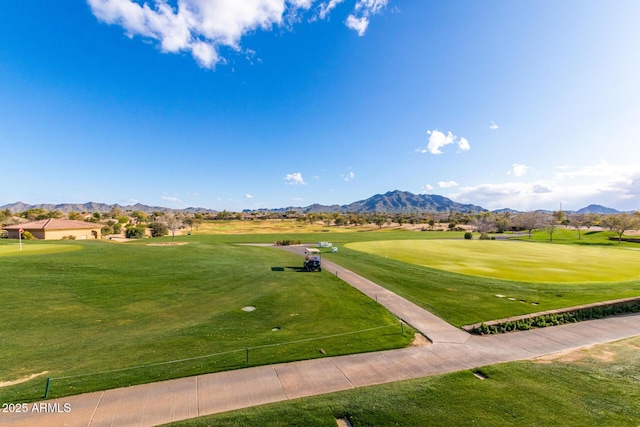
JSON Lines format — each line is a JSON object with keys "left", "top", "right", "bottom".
{"left": 0, "top": 371, "right": 49, "bottom": 388}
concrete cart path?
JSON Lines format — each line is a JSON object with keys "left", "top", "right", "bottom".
{"left": 278, "top": 245, "right": 469, "bottom": 344}
{"left": 3, "top": 244, "right": 639, "bottom": 427}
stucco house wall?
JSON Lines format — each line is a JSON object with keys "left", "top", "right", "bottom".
{"left": 2, "top": 219, "right": 101, "bottom": 240}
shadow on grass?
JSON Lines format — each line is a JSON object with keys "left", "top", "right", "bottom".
{"left": 271, "top": 266, "right": 307, "bottom": 272}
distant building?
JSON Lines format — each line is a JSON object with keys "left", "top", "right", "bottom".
{"left": 2, "top": 219, "right": 102, "bottom": 240}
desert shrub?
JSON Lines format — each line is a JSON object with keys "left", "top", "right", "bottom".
{"left": 101, "top": 225, "right": 114, "bottom": 236}
{"left": 125, "top": 224, "right": 146, "bottom": 239}
{"left": 150, "top": 222, "right": 169, "bottom": 237}
{"left": 274, "top": 239, "right": 301, "bottom": 246}
{"left": 21, "top": 231, "right": 35, "bottom": 240}
{"left": 464, "top": 232, "right": 473, "bottom": 240}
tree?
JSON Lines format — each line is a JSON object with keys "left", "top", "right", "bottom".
{"left": 165, "top": 213, "right": 183, "bottom": 241}
{"left": 516, "top": 211, "right": 543, "bottom": 239}
{"left": 569, "top": 213, "right": 588, "bottom": 240}
{"left": 473, "top": 213, "right": 496, "bottom": 239}
{"left": 544, "top": 217, "right": 556, "bottom": 242}
{"left": 68, "top": 211, "right": 84, "bottom": 221}
{"left": 602, "top": 212, "right": 640, "bottom": 244}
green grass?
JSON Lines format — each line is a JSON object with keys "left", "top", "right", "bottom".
{"left": 0, "top": 237, "right": 412, "bottom": 403}
{"left": 322, "top": 240, "right": 640, "bottom": 327}
{"left": 0, "top": 242, "right": 81, "bottom": 256}
{"left": 345, "top": 239, "right": 640, "bottom": 283}
{"left": 167, "top": 336, "right": 640, "bottom": 427}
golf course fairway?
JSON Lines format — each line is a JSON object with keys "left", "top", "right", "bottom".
{"left": 345, "top": 239, "right": 640, "bottom": 283}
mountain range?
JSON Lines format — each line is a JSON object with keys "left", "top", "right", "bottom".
{"left": 0, "top": 191, "right": 623, "bottom": 215}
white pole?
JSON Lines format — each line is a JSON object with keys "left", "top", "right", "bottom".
{"left": 19, "top": 230, "right": 22, "bottom": 251}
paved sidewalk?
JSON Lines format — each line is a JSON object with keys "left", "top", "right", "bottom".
{"left": 2, "top": 244, "right": 639, "bottom": 427}
{"left": 279, "top": 245, "right": 469, "bottom": 344}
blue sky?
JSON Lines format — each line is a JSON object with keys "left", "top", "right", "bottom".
{"left": 1, "top": 1, "right": 639, "bottom": 212}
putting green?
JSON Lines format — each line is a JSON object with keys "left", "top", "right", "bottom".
{"left": 0, "top": 244, "right": 82, "bottom": 257}
{"left": 345, "top": 240, "right": 640, "bottom": 283}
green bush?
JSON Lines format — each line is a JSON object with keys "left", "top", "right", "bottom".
{"left": 125, "top": 224, "right": 146, "bottom": 239}
{"left": 274, "top": 239, "right": 302, "bottom": 246}
{"left": 21, "top": 231, "right": 35, "bottom": 240}
{"left": 150, "top": 222, "right": 169, "bottom": 237}
{"left": 471, "top": 302, "right": 640, "bottom": 335}
{"left": 464, "top": 232, "right": 473, "bottom": 240}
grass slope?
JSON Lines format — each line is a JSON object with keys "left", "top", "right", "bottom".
{"left": 0, "top": 238, "right": 412, "bottom": 403}
{"left": 168, "top": 336, "right": 640, "bottom": 427}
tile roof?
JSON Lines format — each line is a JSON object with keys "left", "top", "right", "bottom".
{"left": 2, "top": 219, "right": 101, "bottom": 230}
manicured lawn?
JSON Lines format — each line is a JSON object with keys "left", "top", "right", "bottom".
{"left": 0, "top": 237, "right": 412, "bottom": 403}
{"left": 345, "top": 239, "right": 640, "bottom": 283}
{"left": 322, "top": 241, "right": 640, "bottom": 327}
{"left": 168, "top": 336, "right": 640, "bottom": 427}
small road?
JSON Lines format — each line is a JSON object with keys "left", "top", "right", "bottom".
{"left": 3, "top": 244, "right": 639, "bottom": 427}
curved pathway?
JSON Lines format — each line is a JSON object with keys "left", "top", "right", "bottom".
{"left": 2, "top": 245, "right": 639, "bottom": 427}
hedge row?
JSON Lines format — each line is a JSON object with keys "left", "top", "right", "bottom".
{"left": 274, "top": 239, "right": 302, "bottom": 246}
{"left": 472, "top": 302, "right": 640, "bottom": 335}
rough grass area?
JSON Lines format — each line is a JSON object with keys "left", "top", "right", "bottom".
{"left": 345, "top": 239, "right": 640, "bottom": 283}
{"left": 0, "top": 237, "right": 412, "bottom": 403}
{"left": 167, "top": 336, "right": 640, "bottom": 427}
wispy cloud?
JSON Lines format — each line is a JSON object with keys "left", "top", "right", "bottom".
{"left": 341, "top": 168, "right": 355, "bottom": 181}
{"left": 161, "top": 194, "right": 182, "bottom": 203}
{"left": 489, "top": 121, "right": 499, "bottom": 130}
{"left": 88, "top": 0, "right": 391, "bottom": 68}
{"left": 244, "top": 194, "right": 254, "bottom": 199}
{"left": 318, "top": 0, "right": 345, "bottom": 20}
{"left": 284, "top": 172, "right": 306, "bottom": 185}
{"left": 416, "top": 130, "right": 471, "bottom": 155}
{"left": 422, "top": 184, "right": 434, "bottom": 191}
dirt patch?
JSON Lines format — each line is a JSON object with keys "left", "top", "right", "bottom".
{"left": 534, "top": 341, "right": 640, "bottom": 364}
{"left": 0, "top": 371, "right": 49, "bottom": 388}
{"left": 146, "top": 242, "right": 189, "bottom": 246}
{"left": 410, "top": 333, "right": 430, "bottom": 347}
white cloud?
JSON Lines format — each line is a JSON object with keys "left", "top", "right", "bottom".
{"left": 448, "top": 161, "right": 640, "bottom": 211}
{"left": 418, "top": 129, "right": 471, "bottom": 155}
{"left": 489, "top": 121, "right": 499, "bottom": 130}
{"left": 422, "top": 184, "right": 434, "bottom": 191}
{"left": 244, "top": 194, "right": 254, "bottom": 199}
{"left": 345, "top": 15, "right": 369, "bottom": 36}
{"left": 346, "top": 0, "right": 388, "bottom": 36}
{"left": 284, "top": 172, "right": 306, "bottom": 185}
{"left": 508, "top": 163, "right": 530, "bottom": 177}
{"left": 457, "top": 137, "right": 470, "bottom": 152}
{"left": 438, "top": 180, "right": 459, "bottom": 188}
{"left": 89, "top": 0, "right": 391, "bottom": 68}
